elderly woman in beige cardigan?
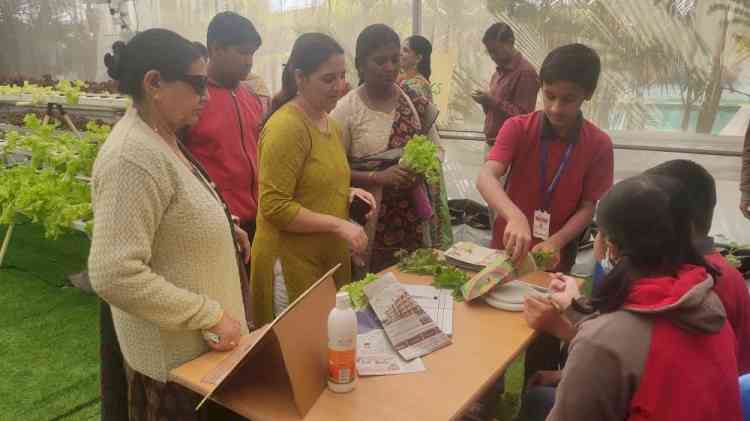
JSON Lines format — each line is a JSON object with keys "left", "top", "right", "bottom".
{"left": 89, "top": 28, "right": 251, "bottom": 420}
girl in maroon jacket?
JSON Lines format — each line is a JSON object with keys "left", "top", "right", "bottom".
{"left": 546, "top": 174, "right": 742, "bottom": 421}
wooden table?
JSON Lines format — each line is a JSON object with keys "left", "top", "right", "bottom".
{"left": 171, "top": 269, "right": 552, "bottom": 421}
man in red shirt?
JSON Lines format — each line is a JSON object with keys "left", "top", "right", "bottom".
{"left": 185, "top": 12, "right": 264, "bottom": 244}
{"left": 472, "top": 22, "right": 539, "bottom": 144}
{"left": 477, "top": 43, "right": 612, "bottom": 273}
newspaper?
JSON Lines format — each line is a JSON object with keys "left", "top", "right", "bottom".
{"left": 404, "top": 284, "right": 454, "bottom": 336}
{"left": 363, "top": 272, "right": 452, "bottom": 361}
{"left": 443, "top": 241, "right": 505, "bottom": 272}
{"left": 356, "top": 329, "right": 426, "bottom": 376}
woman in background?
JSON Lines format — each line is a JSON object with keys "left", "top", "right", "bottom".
{"left": 400, "top": 35, "right": 434, "bottom": 102}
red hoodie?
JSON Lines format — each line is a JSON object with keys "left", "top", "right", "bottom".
{"left": 549, "top": 265, "right": 742, "bottom": 421}
{"left": 185, "top": 82, "right": 263, "bottom": 222}
{"left": 705, "top": 252, "right": 750, "bottom": 374}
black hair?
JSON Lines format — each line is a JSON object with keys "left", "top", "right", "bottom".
{"left": 103, "top": 28, "right": 200, "bottom": 102}
{"left": 355, "top": 24, "right": 400, "bottom": 85}
{"left": 406, "top": 35, "right": 432, "bottom": 80}
{"left": 207, "top": 11, "right": 262, "bottom": 50}
{"left": 482, "top": 22, "right": 514, "bottom": 45}
{"left": 268, "top": 33, "right": 344, "bottom": 118}
{"left": 592, "top": 175, "right": 718, "bottom": 313}
{"left": 644, "top": 160, "right": 716, "bottom": 236}
{"left": 540, "top": 43, "right": 601, "bottom": 95}
{"left": 192, "top": 41, "right": 208, "bottom": 59}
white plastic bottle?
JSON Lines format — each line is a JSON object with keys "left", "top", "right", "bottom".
{"left": 327, "top": 292, "right": 357, "bottom": 393}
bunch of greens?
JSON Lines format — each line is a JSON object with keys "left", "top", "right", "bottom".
{"left": 395, "top": 248, "right": 444, "bottom": 275}
{"left": 0, "top": 114, "right": 110, "bottom": 238}
{"left": 340, "top": 273, "right": 379, "bottom": 309}
{"left": 55, "top": 79, "right": 88, "bottom": 105}
{"left": 530, "top": 249, "right": 557, "bottom": 271}
{"left": 3, "top": 114, "right": 109, "bottom": 178}
{"left": 0, "top": 166, "right": 92, "bottom": 238}
{"left": 431, "top": 266, "right": 469, "bottom": 301}
{"left": 399, "top": 135, "right": 440, "bottom": 184}
{"left": 0, "top": 80, "right": 89, "bottom": 105}
{"left": 0, "top": 84, "right": 23, "bottom": 96}
{"left": 397, "top": 248, "right": 470, "bottom": 300}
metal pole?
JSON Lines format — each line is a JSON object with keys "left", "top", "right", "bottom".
{"left": 437, "top": 131, "right": 745, "bottom": 158}
{"left": 412, "top": 0, "right": 422, "bottom": 36}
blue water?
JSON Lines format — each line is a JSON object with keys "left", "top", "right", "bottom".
{"left": 647, "top": 104, "right": 739, "bottom": 134}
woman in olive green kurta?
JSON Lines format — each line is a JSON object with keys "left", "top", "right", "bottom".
{"left": 250, "top": 33, "right": 373, "bottom": 326}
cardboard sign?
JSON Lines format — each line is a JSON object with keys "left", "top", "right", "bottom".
{"left": 170, "top": 264, "right": 341, "bottom": 420}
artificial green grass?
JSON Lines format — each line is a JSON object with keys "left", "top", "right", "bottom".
{"left": 496, "top": 355, "right": 524, "bottom": 421}
{"left": 0, "top": 221, "right": 99, "bottom": 420}
{"left": 0, "top": 219, "right": 588, "bottom": 420}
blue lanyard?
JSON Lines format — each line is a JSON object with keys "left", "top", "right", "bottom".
{"left": 540, "top": 140, "right": 574, "bottom": 211}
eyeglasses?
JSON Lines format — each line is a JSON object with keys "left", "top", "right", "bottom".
{"left": 179, "top": 74, "right": 208, "bottom": 96}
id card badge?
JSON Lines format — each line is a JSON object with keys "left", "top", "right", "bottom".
{"left": 533, "top": 209, "right": 551, "bottom": 240}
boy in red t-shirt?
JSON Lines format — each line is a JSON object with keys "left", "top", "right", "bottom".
{"left": 477, "top": 43, "right": 613, "bottom": 272}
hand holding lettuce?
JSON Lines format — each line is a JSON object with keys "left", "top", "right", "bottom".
{"left": 397, "top": 135, "right": 441, "bottom": 219}
{"left": 398, "top": 135, "right": 441, "bottom": 185}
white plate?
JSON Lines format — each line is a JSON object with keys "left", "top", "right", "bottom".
{"left": 483, "top": 294, "right": 525, "bottom": 311}
{"left": 483, "top": 280, "right": 546, "bottom": 312}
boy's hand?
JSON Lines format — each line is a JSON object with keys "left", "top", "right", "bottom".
{"left": 531, "top": 240, "right": 561, "bottom": 270}
{"left": 504, "top": 213, "right": 532, "bottom": 263}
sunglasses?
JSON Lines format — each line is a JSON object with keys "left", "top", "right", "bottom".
{"left": 178, "top": 74, "right": 208, "bottom": 96}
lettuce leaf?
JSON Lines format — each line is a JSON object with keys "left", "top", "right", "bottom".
{"left": 340, "top": 273, "right": 379, "bottom": 309}
{"left": 399, "top": 135, "right": 441, "bottom": 184}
